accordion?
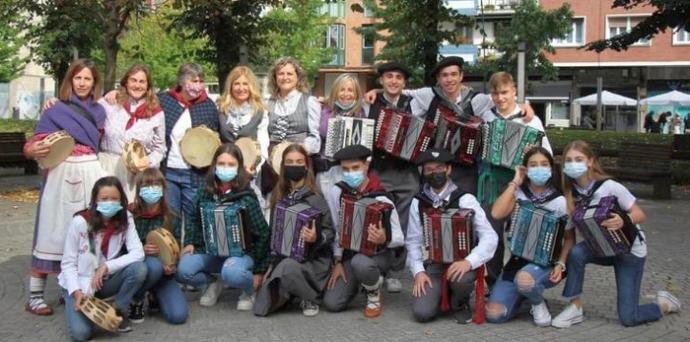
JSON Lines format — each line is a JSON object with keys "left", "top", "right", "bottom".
{"left": 200, "top": 201, "right": 250, "bottom": 257}
{"left": 508, "top": 200, "right": 567, "bottom": 267}
{"left": 572, "top": 195, "right": 638, "bottom": 257}
{"left": 432, "top": 106, "right": 483, "bottom": 165}
{"left": 374, "top": 108, "right": 435, "bottom": 162}
{"left": 324, "top": 117, "right": 376, "bottom": 158}
{"left": 421, "top": 207, "right": 474, "bottom": 264}
{"left": 339, "top": 195, "right": 394, "bottom": 256}
{"left": 481, "top": 119, "right": 543, "bottom": 169}
{"left": 271, "top": 200, "right": 322, "bottom": 262}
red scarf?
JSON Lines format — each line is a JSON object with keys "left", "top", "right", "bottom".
{"left": 168, "top": 87, "right": 208, "bottom": 109}
{"left": 361, "top": 172, "right": 386, "bottom": 194}
{"left": 79, "top": 211, "right": 120, "bottom": 257}
{"left": 129, "top": 203, "right": 162, "bottom": 219}
{"left": 124, "top": 100, "right": 161, "bottom": 130}
{"left": 439, "top": 265, "right": 486, "bottom": 324}
{"left": 218, "top": 182, "right": 233, "bottom": 195}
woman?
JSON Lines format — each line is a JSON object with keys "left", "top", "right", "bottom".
{"left": 551, "top": 140, "right": 681, "bottom": 328}
{"left": 99, "top": 64, "right": 165, "bottom": 201}
{"left": 23, "top": 58, "right": 107, "bottom": 315}
{"left": 59, "top": 176, "right": 146, "bottom": 340}
{"left": 176, "top": 144, "right": 270, "bottom": 311}
{"left": 485, "top": 147, "right": 574, "bottom": 326}
{"left": 254, "top": 144, "right": 334, "bottom": 317}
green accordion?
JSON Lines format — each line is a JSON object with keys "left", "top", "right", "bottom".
{"left": 481, "top": 119, "right": 543, "bottom": 169}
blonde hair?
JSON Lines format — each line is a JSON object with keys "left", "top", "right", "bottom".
{"left": 268, "top": 57, "right": 310, "bottom": 98}
{"left": 561, "top": 140, "right": 611, "bottom": 213}
{"left": 325, "top": 73, "right": 363, "bottom": 115}
{"left": 489, "top": 71, "right": 515, "bottom": 92}
{"left": 217, "top": 66, "right": 266, "bottom": 114}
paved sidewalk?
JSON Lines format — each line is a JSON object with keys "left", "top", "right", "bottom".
{"left": 0, "top": 179, "right": 688, "bottom": 341}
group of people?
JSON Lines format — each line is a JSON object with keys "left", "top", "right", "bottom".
{"left": 22, "top": 55, "right": 681, "bottom": 342}
{"left": 644, "top": 110, "right": 689, "bottom": 134}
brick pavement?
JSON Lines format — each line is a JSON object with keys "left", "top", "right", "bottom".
{"left": 0, "top": 181, "right": 688, "bottom": 341}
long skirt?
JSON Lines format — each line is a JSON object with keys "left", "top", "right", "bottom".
{"left": 99, "top": 152, "right": 137, "bottom": 203}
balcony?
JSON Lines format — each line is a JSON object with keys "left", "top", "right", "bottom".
{"left": 477, "top": 0, "right": 523, "bottom": 15}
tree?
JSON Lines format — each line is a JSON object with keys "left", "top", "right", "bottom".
{"left": 99, "top": 1, "right": 146, "bottom": 91}
{"left": 354, "top": 0, "right": 471, "bottom": 86}
{"left": 585, "top": 0, "right": 690, "bottom": 52}
{"left": 0, "top": 11, "right": 27, "bottom": 82}
{"left": 258, "top": 0, "right": 334, "bottom": 82}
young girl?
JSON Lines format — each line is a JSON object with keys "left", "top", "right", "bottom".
{"left": 127, "top": 168, "right": 187, "bottom": 324}
{"left": 485, "top": 147, "right": 574, "bottom": 326}
{"left": 254, "top": 144, "right": 334, "bottom": 317}
{"left": 551, "top": 140, "right": 681, "bottom": 328}
{"left": 58, "top": 176, "right": 146, "bottom": 341}
{"left": 175, "top": 143, "right": 270, "bottom": 311}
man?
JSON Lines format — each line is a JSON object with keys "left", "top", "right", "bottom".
{"left": 323, "top": 145, "right": 405, "bottom": 318}
{"left": 406, "top": 148, "right": 497, "bottom": 323}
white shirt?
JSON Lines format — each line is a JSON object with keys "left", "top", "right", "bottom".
{"left": 325, "top": 184, "right": 405, "bottom": 258}
{"left": 269, "top": 89, "right": 322, "bottom": 154}
{"left": 479, "top": 104, "right": 553, "bottom": 154}
{"left": 166, "top": 107, "right": 192, "bottom": 169}
{"left": 404, "top": 86, "right": 494, "bottom": 118}
{"left": 406, "top": 191, "right": 498, "bottom": 276}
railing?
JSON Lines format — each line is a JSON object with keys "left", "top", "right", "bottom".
{"left": 479, "top": 0, "right": 523, "bottom": 11}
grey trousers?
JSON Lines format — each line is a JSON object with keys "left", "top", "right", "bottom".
{"left": 322, "top": 250, "right": 394, "bottom": 312}
{"left": 412, "top": 263, "right": 477, "bottom": 322}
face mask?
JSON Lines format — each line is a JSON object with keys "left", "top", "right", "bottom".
{"left": 343, "top": 170, "right": 365, "bottom": 189}
{"left": 215, "top": 166, "right": 238, "bottom": 182}
{"left": 527, "top": 166, "right": 552, "bottom": 186}
{"left": 184, "top": 83, "right": 204, "bottom": 98}
{"left": 563, "top": 161, "right": 588, "bottom": 179}
{"left": 335, "top": 100, "right": 355, "bottom": 112}
{"left": 424, "top": 171, "right": 448, "bottom": 189}
{"left": 139, "top": 186, "right": 163, "bottom": 205}
{"left": 96, "top": 201, "right": 123, "bottom": 218}
{"left": 284, "top": 165, "right": 307, "bottom": 182}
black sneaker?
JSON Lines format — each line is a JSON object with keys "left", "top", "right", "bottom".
{"left": 118, "top": 318, "right": 133, "bottom": 333}
{"left": 128, "top": 300, "right": 145, "bottom": 324}
{"left": 454, "top": 303, "right": 473, "bottom": 324}
{"left": 147, "top": 292, "right": 159, "bottom": 313}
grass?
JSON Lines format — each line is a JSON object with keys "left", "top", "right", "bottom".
{"left": 0, "top": 119, "right": 37, "bottom": 138}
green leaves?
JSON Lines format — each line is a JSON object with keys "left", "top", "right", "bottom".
{"left": 0, "top": 13, "right": 26, "bottom": 82}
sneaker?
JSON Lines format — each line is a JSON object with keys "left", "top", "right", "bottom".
{"left": 117, "top": 318, "right": 133, "bottom": 333}
{"left": 530, "top": 302, "right": 552, "bottom": 327}
{"left": 199, "top": 280, "right": 223, "bottom": 307}
{"left": 128, "top": 300, "right": 145, "bottom": 324}
{"left": 551, "top": 303, "right": 584, "bottom": 328}
{"left": 300, "top": 300, "right": 319, "bottom": 317}
{"left": 656, "top": 291, "right": 681, "bottom": 314}
{"left": 364, "top": 288, "right": 382, "bottom": 318}
{"left": 25, "top": 297, "right": 54, "bottom": 316}
{"left": 146, "top": 292, "right": 159, "bottom": 313}
{"left": 454, "top": 303, "right": 473, "bottom": 324}
{"left": 236, "top": 292, "right": 255, "bottom": 311}
{"left": 384, "top": 277, "right": 402, "bottom": 293}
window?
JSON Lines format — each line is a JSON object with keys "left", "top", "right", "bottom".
{"left": 607, "top": 16, "right": 650, "bottom": 46}
{"left": 550, "top": 102, "right": 569, "bottom": 120}
{"left": 320, "top": 0, "right": 345, "bottom": 18}
{"left": 673, "top": 26, "right": 690, "bottom": 45}
{"left": 363, "top": 3, "right": 375, "bottom": 17}
{"left": 362, "top": 24, "right": 375, "bottom": 64}
{"left": 456, "top": 25, "right": 473, "bottom": 44}
{"left": 552, "top": 18, "right": 584, "bottom": 46}
{"left": 325, "top": 24, "right": 345, "bottom": 66}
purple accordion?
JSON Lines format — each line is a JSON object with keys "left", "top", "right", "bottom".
{"left": 271, "top": 199, "right": 322, "bottom": 262}
{"left": 571, "top": 195, "right": 638, "bottom": 257}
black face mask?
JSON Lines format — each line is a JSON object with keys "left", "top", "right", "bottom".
{"left": 425, "top": 171, "right": 448, "bottom": 189}
{"left": 284, "top": 165, "right": 308, "bottom": 182}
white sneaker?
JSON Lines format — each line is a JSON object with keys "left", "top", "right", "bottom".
{"left": 551, "top": 303, "right": 584, "bottom": 328}
{"left": 384, "top": 277, "right": 402, "bottom": 293}
{"left": 300, "top": 299, "right": 319, "bottom": 317}
{"left": 530, "top": 302, "right": 552, "bottom": 327}
{"left": 199, "top": 280, "right": 223, "bottom": 307}
{"left": 236, "top": 292, "right": 255, "bottom": 311}
{"left": 656, "top": 291, "right": 681, "bottom": 314}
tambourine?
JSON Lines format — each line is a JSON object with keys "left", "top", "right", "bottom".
{"left": 122, "top": 140, "right": 148, "bottom": 173}
{"left": 179, "top": 125, "right": 221, "bottom": 168}
{"left": 80, "top": 297, "right": 122, "bottom": 332}
{"left": 37, "top": 130, "right": 75, "bottom": 169}
{"left": 145, "top": 228, "right": 180, "bottom": 267}
{"left": 235, "top": 137, "right": 262, "bottom": 172}
{"left": 269, "top": 142, "right": 292, "bottom": 175}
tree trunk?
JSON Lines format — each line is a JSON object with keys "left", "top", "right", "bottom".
{"left": 103, "top": 0, "right": 124, "bottom": 93}
{"left": 214, "top": 19, "right": 240, "bottom": 90}
{"left": 422, "top": 0, "right": 441, "bottom": 85}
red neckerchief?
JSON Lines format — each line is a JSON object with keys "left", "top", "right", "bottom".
{"left": 124, "top": 100, "right": 162, "bottom": 130}
{"left": 79, "top": 210, "right": 120, "bottom": 257}
{"left": 168, "top": 87, "right": 208, "bottom": 109}
{"left": 218, "top": 182, "right": 233, "bottom": 195}
{"left": 361, "top": 172, "right": 386, "bottom": 194}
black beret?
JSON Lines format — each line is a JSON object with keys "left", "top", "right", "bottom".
{"left": 333, "top": 144, "right": 372, "bottom": 161}
{"left": 416, "top": 148, "right": 454, "bottom": 165}
{"left": 431, "top": 56, "right": 465, "bottom": 78}
{"left": 376, "top": 62, "right": 411, "bottom": 79}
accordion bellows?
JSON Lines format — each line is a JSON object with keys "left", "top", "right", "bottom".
{"left": 508, "top": 200, "right": 567, "bottom": 267}
{"left": 422, "top": 207, "right": 474, "bottom": 264}
{"left": 572, "top": 195, "right": 637, "bottom": 257}
{"left": 433, "top": 107, "right": 483, "bottom": 165}
{"left": 339, "top": 195, "right": 394, "bottom": 256}
{"left": 200, "top": 201, "right": 250, "bottom": 257}
{"left": 271, "top": 200, "right": 322, "bottom": 262}
{"left": 481, "top": 120, "right": 542, "bottom": 169}
{"left": 325, "top": 117, "right": 376, "bottom": 158}
{"left": 374, "top": 108, "right": 435, "bottom": 162}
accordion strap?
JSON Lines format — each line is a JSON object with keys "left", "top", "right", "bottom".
{"left": 426, "top": 87, "right": 478, "bottom": 122}
{"left": 520, "top": 184, "right": 562, "bottom": 205}
{"left": 572, "top": 178, "right": 610, "bottom": 206}
{"left": 218, "top": 189, "right": 256, "bottom": 204}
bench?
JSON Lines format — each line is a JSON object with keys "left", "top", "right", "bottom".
{"left": 0, "top": 132, "right": 38, "bottom": 175}
{"left": 605, "top": 142, "right": 672, "bottom": 199}
{"left": 672, "top": 134, "right": 690, "bottom": 160}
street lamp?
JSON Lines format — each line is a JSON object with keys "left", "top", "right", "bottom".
{"left": 517, "top": 41, "right": 526, "bottom": 103}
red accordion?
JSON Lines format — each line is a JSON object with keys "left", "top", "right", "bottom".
{"left": 339, "top": 195, "right": 394, "bottom": 256}
{"left": 374, "top": 108, "right": 436, "bottom": 162}
{"left": 432, "top": 106, "right": 483, "bottom": 165}
{"left": 421, "top": 207, "right": 474, "bottom": 264}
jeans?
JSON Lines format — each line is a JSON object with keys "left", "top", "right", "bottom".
{"left": 135, "top": 256, "right": 188, "bottom": 324}
{"left": 62, "top": 262, "right": 147, "bottom": 341}
{"left": 562, "top": 242, "right": 662, "bottom": 327}
{"left": 487, "top": 263, "right": 556, "bottom": 323}
{"left": 165, "top": 167, "right": 198, "bottom": 224}
{"left": 176, "top": 253, "right": 254, "bottom": 294}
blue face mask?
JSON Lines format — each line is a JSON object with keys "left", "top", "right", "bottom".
{"left": 96, "top": 201, "right": 123, "bottom": 218}
{"left": 215, "top": 166, "right": 238, "bottom": 182}
{"left": 563, "top": 161, "right": 588, "bottom": 179}
{"left": 139, "top": 186, "right": 163, "bottom": 205}
{"left": 343, "top": 170, "right": 365, "bottom": 189}
{"left": 527, "top": 166, "right": 552, "bottom": 186}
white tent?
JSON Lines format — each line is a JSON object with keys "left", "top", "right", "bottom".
{"left": 640, "top": 90, "right": 690, "bottom": 106}
{"left": 573, "top": 90, "right": 637, "bottom": 106}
